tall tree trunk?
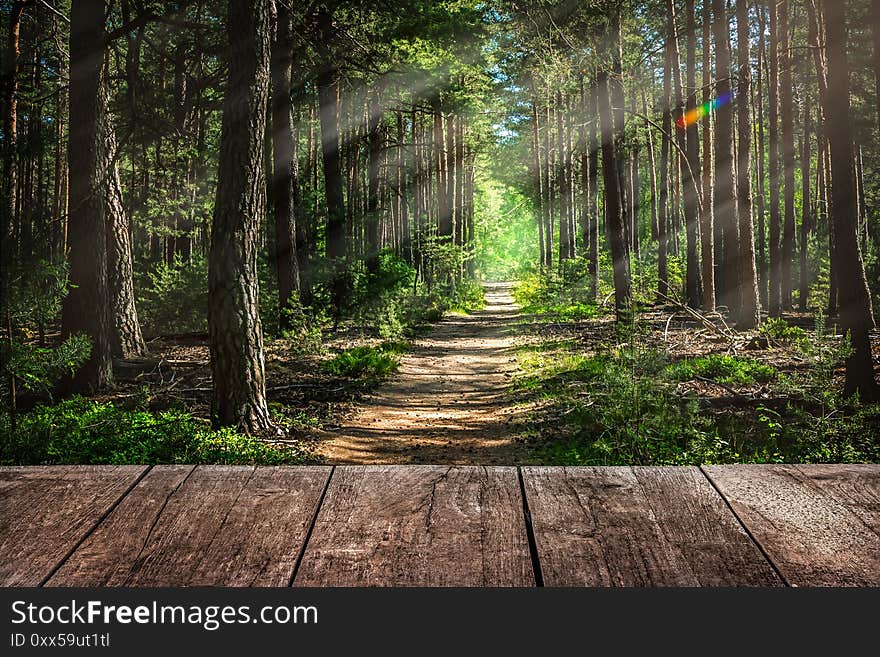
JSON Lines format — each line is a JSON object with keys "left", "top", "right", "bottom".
{"left": 735, "top": 0, "right": 759, "bottom": 328}
{"left": 271, "top": 3, "right": 300, "bottom": 327}
{"left": 700, "top": 3, "right": 716, "bottom": 311}
{"left": 800, "top": 95, "right": 811, "bottom": 312}
{"left": 658, "top": 28, "right": 672, "bottom": 303}
{"left": 779, "top": 0, "right": 795, "bottom": 310}
{"left": 587, "top": 83, "right": 600, "bottom": 301}
{"left": 102, "top": 75, "right": 146, "bottom": 358}
{"left": 365, "top": 84, "right": 383, "bottom": 271}
{"left": 61, "top": 0, "right": 113, "bottom": 391}
{"left": 2, "top": 1, "right": 30, "bottom": 315}
{"left": 712, "top": 0, "right": 739, "bottom": 314}
{"left": 768, "top": 0, "right": 783, "bottom": 316}
{"left": 531, "top": 99, "right": 546, "bottom": 270}
{"left": 755, "top": 0, "right": 768, "bottom": 307}
{"left": 684, "top": 0, "right": 702, "bottom": 307}
{"left": 317, "top": 8, "right": 345, "bottom": 262}
{"left": 598, "top": 16, "right": 631, "bottom": 321}
{"left": 822, "top": 0, "right": 878, "bottom": 401}
{"left": 668, "top": 0, "right": 700, "bottom": 307}
{"left": 208, "top": 0, "right": 274, "bottom": 431}
{"left": 556, "top": 91, "right": 570, "bottom": 265}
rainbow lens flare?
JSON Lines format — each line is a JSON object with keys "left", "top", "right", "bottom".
{"left": 675, "top": 91, "right": 733, "bottom": 129}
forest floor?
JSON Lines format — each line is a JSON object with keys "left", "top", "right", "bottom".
{"left": 313, "top": 282, "right": 535, "bottom": 464}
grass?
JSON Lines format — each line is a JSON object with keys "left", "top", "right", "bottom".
{"left": 664, "top": 354, "right": 777, "bottom": 386}
{"left": 0, "top": 397, "right": 309, "bottom": 465}
{"left": 512, "top": 339, "right": 880, "bottom": 466}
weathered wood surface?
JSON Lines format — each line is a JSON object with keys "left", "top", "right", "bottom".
{"left": 521, "top": 466, "right": 781, "bottom": 586}
{"left": 1, "top": 464, "right": 878, "bottom": 587}
{"left": 48, "top": 465, "right": 331, "bottom": 586}
{"left": 0, "top": 466, "right": 147, "bottom": 586}
{"left": 703, "top": 465, "right": 880, "bottom": 587}
{"left": 294, "top": 465, "right": 535, "bottom": 586}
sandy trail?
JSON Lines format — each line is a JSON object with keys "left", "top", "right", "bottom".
{"left": 315, "top": 281, "right": 532, "bottom": 464}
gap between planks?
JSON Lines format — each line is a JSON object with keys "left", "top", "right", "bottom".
{"left": 698, "top": 465, "right": 790, "bottom": 587}
{"left": 38, "top": 465, "right": 155, "bottom": 587}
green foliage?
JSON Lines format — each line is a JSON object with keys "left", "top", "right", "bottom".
{"left": 1, "top": 334, "right": 91, "bottom": 402}
{"left": 3, "top": 260, "right": 70, "bottom": 330}
{"left": 759, "top": 317, "right": 811, "bottom": 351}
{"left": 665, "top": 355, "right": 777, "bottom": 386}
{"left": 514, "top": 265, "right": 605, "bottom": 320}
{"left": 0, "top": 397, "right": 308, "bottom": 465}
{"left": 446, "top": 279, "right": 486, "bottom": 313}
{"left": 136, "top": 256, "right": 209, "bottom": 336}
{"left": 323, "top": 343, "right": 403, "bottom": 380}
{"left": 514, "top": 329, "right": 878, "bottom": 466}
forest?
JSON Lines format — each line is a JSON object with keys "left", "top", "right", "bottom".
{"left": 1, "top": 0, "right": 878, "bottom": 467}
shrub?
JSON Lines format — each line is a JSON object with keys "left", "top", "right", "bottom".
{"left": 323, "top": 344, "right": 401, "bottom": 380}
{"left": 0, "top": 397, "right": 308, "bottom": 465}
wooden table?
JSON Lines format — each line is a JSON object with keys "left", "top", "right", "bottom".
{"left": 1, "top": 465, "right": 877, "bottom": 587}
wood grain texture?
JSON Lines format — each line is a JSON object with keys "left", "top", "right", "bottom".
{"left": 48, "top": 465, "right": 331, "bottom": 586}
{"left": 703, "top": 464, "right": 880, "bottom": 586}
{"left": 293, "top": 465, "right": 534, "bottom": 586}
{"left": 0, "top": 465, "right": 147, "bottom": 586}
{"left": 793, "top": 464, "right": 880, "bottom": 535}
{"left": 522, "top": 466, "right": 781, "bottom": 586}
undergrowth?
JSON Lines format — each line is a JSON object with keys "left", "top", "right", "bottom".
{"left": 0, "top": 397, "right": 309, "bottom": 465}
{"left": 513, "top": 317, "right": 880, "bottom": 465}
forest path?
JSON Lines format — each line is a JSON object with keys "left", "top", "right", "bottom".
{"left": 315, "top": 281, "right": 534, "bottom": 464}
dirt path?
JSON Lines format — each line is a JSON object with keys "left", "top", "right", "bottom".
{"left": 315, "top": 282, "right": 533, "bottom": 464}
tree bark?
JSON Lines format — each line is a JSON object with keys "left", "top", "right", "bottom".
{"left": 712, "top": 0, "right": 739, "bottom": 314}
{"left": 822, "top": 0, "right": 878, "bottom": 401}
{"left": 208, "top": 0, "right": 274, "bottom": 431}
{"left": 779, "top": 0, "right": 796, "bottom": 310}
{"left": 271, "top": 3, "right": 300, "bottom": 327}
{"left": 800, "top": 95, "right": 811, "bottom": 312}
{"left": 735, "top": 0, "right": 759, "bottom": 328}
{"left": 668, "top": 0, "right": 700, "bottom": 307}
{"left": 768, "top": 0, "right": 782, "bottom": 316}
{"left": 597, "top": 15, "right": 631, "bottom": 321}
{"left": 101, "top": 74, "right": 147, "bottom": 358}
{"left": 61, "top": 0, "right": 113, "bottom": 392}
{"left": 700, "top": 3, "right": 716, "bottom": 312}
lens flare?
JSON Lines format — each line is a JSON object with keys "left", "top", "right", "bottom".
{"left": 675, "top": 91, "right": 733, "bottom": 129}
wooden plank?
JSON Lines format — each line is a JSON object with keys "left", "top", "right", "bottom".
{"left": 793, "top": 464, "right": 880, "bottom": 535}
{"left": 0, "top": 465, "right": 147, "bottom": 586}
{"left": 294, "top": 465, "right": 534, "bottom": 586}
{"left": 48, "top": 465, "right": 331, "bottom": 586}
{"left": 521, "top": 466, "right": 781, "bottom": 586}
{"left": 703, "top": 465, "right": 880, "bottom": 586}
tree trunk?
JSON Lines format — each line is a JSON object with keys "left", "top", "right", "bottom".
{"left": 556, "top": 91, "right": 570, "bottom": 265}
{"left": 768, "top": 0, "right": 782, "bottom": 316}
{"left": 208, "top": 0, "right": 274, "bottom": 432}
{"left": 823, "top": 0, "right": 878, "bottom": 401}
{"left": 712, "top": 0, "right": 739, "bottom": 315}
{"left": 658, "top": 29, "right": 672, "bottom": 303}
{"left": 800, "top": 95, "right": 811, "bottom": 312}
{"left": 101, "top": 75, "right": 147, "bottom": 358}
{"left": 668, "top": 0, "right": 700, "bottom": 307}
{"left": 779, "top": 0, "right": 795, "bottom": 310}
{"left": 365, "top": 84, "right": 383, "bottom": 271}
{"left": 61, "top": 0, "right": 113, "bottom": 392}
{"left": 684, "top": 0, "right": 702, "bottom": 308}
{"left": 587, "top": 83, "right": 600, "bottom": 302}
{"left": 317, "top": 8, "right": 346, "bottom": 263}
{"left": 734, "top": 0, "right": 759, "bottom": 328}
{"left": 597, "top": 16, "right": 631, "bottom": 321}
{"left": 271, "top": 3, "right": 300, "bottom": 327}
{"left": 755, "top": 0, "right": 768, "bottom": 307}
{"left": 700, "top": 3, "right": 716, "bottom": 312}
